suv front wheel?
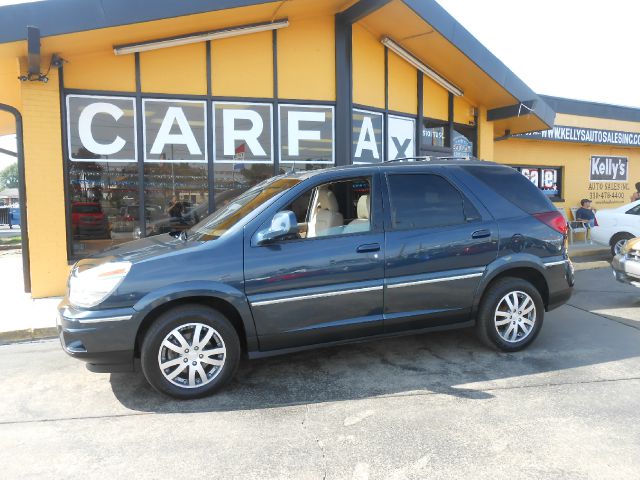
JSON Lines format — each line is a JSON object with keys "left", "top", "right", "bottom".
{"left": 141, "top": 305, "right": 241, "bottom": 399}
{"left": 475, "top": 277, "right": 544, "bottom": 352}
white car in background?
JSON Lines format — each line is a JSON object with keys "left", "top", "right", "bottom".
{"left": 591, "top": 200, "right": 640, "bottom": 255}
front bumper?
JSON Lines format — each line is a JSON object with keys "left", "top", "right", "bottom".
{"left": 612, "top": 253, "right": 640, "bottom": 287}
{"left": 57, "top": 300, "right": 139, "bottom": 373}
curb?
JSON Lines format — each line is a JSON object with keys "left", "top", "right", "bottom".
{"left": 0, "top": 245, "right": 21, "bottom": 251}
{"left": 568, "top": 248, "right": 610, "bottom": 259}
{"left": 0, "top": 326, "right": 57, "bottom": 345}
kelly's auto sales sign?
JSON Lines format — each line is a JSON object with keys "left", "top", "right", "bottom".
{"left": 590, "top": 155, "right": 628, "bottom": 181}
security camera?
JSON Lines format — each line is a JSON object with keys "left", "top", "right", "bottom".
{"left": 51, "top": 54, "right": 64, "bottom": 68}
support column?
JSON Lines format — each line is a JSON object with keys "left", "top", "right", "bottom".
{"left": 477, "top": 106, "right": 495, "bottom": 160}
{"left": 19, "top": 58, "right": 69, "bottom": 297}
{"left": 334, "top": 16, "right": 352, "bottom": 166}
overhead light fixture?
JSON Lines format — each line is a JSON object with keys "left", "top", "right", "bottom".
{"left": 114, "top": 19, "right": 289, "bottom": 55}
{"left": 381, "top": 37, "right": 463, "bottom": 97}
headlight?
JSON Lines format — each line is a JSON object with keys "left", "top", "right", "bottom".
{"left": 622, "top": 238, "right": 640, "bottom": 255}
{"left": 69, "top": 261, "right": 132, "bottom": 308}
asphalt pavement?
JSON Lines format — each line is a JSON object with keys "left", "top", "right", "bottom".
{"left": 1, "top": 266, "right": 639, "bottom": 479}
{"left": 0, "top": 225, "right": 20, "bottom": 238}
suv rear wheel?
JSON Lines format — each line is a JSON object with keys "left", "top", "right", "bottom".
{"left": 141, "top": 305, "right": 241, "bottom": 399}
{"left": 475, "top": 277, "right": 544, "bottom": 352}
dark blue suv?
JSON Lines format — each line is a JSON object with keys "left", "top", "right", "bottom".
{"left": 57, "top": 159, "right": 574, "bottom": 399}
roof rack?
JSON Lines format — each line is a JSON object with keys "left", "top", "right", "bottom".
{"left": 383, "top": 155, "right": 472, "bottom": 163}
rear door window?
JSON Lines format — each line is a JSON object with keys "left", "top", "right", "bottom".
{"left": 386, "top": 174, "right": 478, "bottom": 230}
{"left": 466, "top": 165, "right": 555, "bottom": 214}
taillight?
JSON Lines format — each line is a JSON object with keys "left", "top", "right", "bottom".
{"left": 533, "top": 211, "right": 568, "bottom": 235}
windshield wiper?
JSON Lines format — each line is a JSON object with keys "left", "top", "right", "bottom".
{"left": 169, "top": 230, "right": 188, "bottom": 241}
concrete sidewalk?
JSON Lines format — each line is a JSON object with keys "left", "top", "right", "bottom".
{"left": 0, "top": 250, "right": 60, "bottom": 343}
{"left": 0, "top": 243, "right": 612, "bottom": 345}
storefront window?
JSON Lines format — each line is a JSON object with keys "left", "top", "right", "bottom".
{"left": 213, "top": 102, "right": 274, "bottom": 207}
{"left": 387, "top": 115, "right": 415, "bottom": 160}
{"left": 143, "top": 99, "right": 209, "bottom": 235}
{"left": 66, "top": 95, "right": 139, "bottom": 257}
{"left": 67, "top": 159, "right": 140, "bottom": 257}
{"left": 64, "top": 94, "right": 342, "bottom": 256}
{"left": 279, "top": 104, "right": 334, "bottom": 167}
{"left": 513, "top": 166, "right": 562, "bottom": 201}
{"left": 352, "top": 109, "right": 383, "bottom": 164}
{"left": 277, "top": 163, "right": 326, "bottom": 175}
{"left": 213, "top": 163, "right": 273, "bottom": 208}
{"left": 453, "top": 124, "right": 476, "bottom": 157}
{"left": 144, "top": 163, "right": 209, "bottom": 236}
{"left": 422, "top": 119, "right": 448, "bottom": 149}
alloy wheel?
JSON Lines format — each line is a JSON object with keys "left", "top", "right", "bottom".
{"left": 494, "top": 290, "right": 536, "bottom": 343}
{"left": 614, "top": 239, "right": 629, "bottom": 255}
{"left": 157, "top": 322, "right": 226, "bottom": 389}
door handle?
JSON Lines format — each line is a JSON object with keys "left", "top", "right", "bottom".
{"left": 356, "top": 243, "right": 380, "bottom": 253}
{"left": 471, "top": 229, "right": 491, "bottom": 239}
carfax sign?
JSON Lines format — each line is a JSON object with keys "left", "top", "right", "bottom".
{"left": 590, "top": 155, "right": 628, "bottom": 181}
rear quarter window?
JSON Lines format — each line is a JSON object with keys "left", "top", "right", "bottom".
{"left": 466, "top": 165, "right": 555, "bottom": 214}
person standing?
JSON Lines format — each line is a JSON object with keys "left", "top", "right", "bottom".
{"left": 631, "top": 182, "right": 640, "bottom": 202}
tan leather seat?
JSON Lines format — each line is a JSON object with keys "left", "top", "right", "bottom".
{"left": 308, "top": 188, "right": 343, "bottom": 237}
{"left": 343, "top": 194, "right": 370, "bottom": 234}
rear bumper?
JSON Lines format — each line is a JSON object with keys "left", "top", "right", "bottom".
{"left": 545, "top": 258, "right": 575, "bottom": 311}
{"left": 57, "top": 300, "right": 138, "bottom": 373}
{"left": 612, "top": 254, "right": 640, "bottom": 287}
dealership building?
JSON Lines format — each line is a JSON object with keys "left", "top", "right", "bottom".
{"left": 1, "top": 0, "right": 640, "bottom": 297}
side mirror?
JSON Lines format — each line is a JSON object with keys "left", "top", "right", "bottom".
{"left": 256, "top": 210, "right": 299, "bottom": 245}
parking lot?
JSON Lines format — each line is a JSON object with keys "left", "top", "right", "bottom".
{"left": 1, "top": 265, "right": 639, "bottom": 479}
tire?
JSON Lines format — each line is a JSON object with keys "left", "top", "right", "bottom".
{"left": 475, "top": 277, "right": 544, "bottom": 352}
{"left": 610, "top": 232, "right": 634, "bottom": 256}
{"left": 141, "top": 304, "right": 241, "bottom": 399}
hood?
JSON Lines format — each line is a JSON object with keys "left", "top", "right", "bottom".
{"left": 87, "top": 233, "right": 198, "bottom": 264}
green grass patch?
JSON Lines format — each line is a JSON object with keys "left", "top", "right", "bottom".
{"left": 0, "top": 236, "right": 21, "bottom": 245}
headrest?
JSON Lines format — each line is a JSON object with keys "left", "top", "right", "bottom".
{"left": 317, "top": 188, "right": 339, "bottom": 212}
{"left": 357, "top": 194, "right": 369, "bottom": 220}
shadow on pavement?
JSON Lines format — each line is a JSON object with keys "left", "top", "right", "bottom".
{"left": 109, "top": 303, "right": 640, "bottom": 413}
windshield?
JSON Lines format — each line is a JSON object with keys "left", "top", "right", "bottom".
{"left": 188, "top": 177, "right": 301, "bottom": 241}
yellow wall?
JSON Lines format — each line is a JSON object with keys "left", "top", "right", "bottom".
{"left": 387, "top": 49, "right": 417, "bottom": 114}
{"left": 454, "top": 95, "right": 476, "bottom": 126}
{"left": 495, "top": 138, "right": 640, "bottom": 214}
{"left": 556, "top": 113, "right": 640, "bottom": 134}
{"left": 423, "top": 75, "right": 448, "bottom": 121}
{"left": 212, "top": 30, "right": 273, "bottom": 98}
{"left": 19, "top": 60, "right": 69, "bottom": 297}
{"left": 141, "top": 43, "right": 206, "bottom": 95}
{"left": 477, "top": 105, "right": 494, "bottom": 160}
{"left": 277, "top": 16, "right": 335, "bottom": 101}
{"left": 352, "top": 24, "right": 385, "bottom": 109}
{"left": 64, "top": 50, "right": 135, "bottom": 92}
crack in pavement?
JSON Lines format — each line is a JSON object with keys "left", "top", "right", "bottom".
{"left": 1, "top": 375, "right": 639, "bottom": 427}
{"left": 301, "top": 403, "right": 327, "bottom": 480}
{"left": 565, "top": 302, "right": 640, "bottom": 331}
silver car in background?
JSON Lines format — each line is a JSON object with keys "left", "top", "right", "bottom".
{"left": 612, "top": 237, "right": 640, "bottom": 287}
